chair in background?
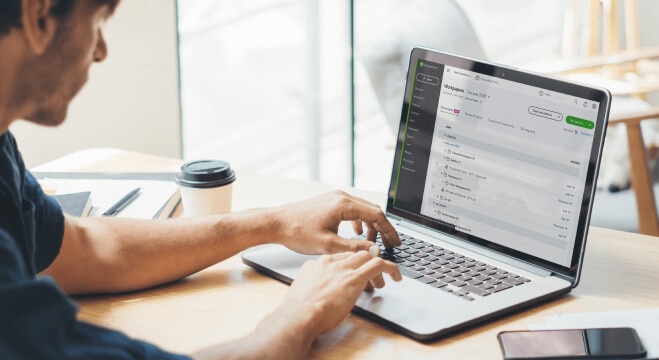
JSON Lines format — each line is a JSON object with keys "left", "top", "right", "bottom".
{"left": 552, "top": 0, "right": 659, "bottom": 235}
{"left": 590, "top": 107, "right": 659, "bottom": 235}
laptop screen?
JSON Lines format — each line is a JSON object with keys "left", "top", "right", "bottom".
{"left": 387, "top": 48, "right": 610, "bottom": 278}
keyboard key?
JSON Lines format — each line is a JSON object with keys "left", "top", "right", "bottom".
{"left": 417, "top": 276, "right": 437, "bottom": 284}
{"left": 420, "top": 246, "right": 436, "bottom": 253}
{"left": 398, "top": 266, "right": 423, "bottom": 279}
{"left": 501, "top": 277, "right": 525, "bottom": 286}
{"left": 448, "top": 271, "right": 463, "bottom": 278}
{"left": 410, "top": 265, "right": 424, "bottom": 272}
{"left": 453, "top": 289, "right": 469, "bottom": 296}
{"left": 456, "top": 275, "right": 472, "bottom": 282}
{"left": 431, "top": 281, "right": 448, "bottom": 288}
{"left": 430, "top": 272, "right": 446, "bottom": 279}
{"left": 492, "top": 284, "right": 513, "bottom": 293}
{"left": 477, "top": 283, "right": 494, "bottom": 290}
{"left": 427, "top": 263, "right": 442, "bottom": 270}
{"left": 463, "top": 284, "right": 491, "bottom": 297}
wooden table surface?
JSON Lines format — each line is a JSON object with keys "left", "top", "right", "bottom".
{"left": 33, "top": 148, "right": 659, "bottom": 359}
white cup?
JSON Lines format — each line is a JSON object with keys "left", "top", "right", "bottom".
{"left": 176, "top": 160, "right": 236, "bottom": 217}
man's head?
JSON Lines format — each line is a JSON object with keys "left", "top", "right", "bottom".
{"left": 0, "top": 0, "right": 119, "bottom": 130}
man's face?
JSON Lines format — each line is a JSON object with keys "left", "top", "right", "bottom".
{"left": 17, "top": 1, "right": 113, "bottom": 127}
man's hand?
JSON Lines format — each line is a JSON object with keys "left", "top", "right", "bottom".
{"left": 283, "top": 250, "right": 403, "bottom": 334}
{"left": 272, "top": 190, "right": 401, "bottom": 255}
{"left": 193, "top": 250, "right": 402, "bottom": 360}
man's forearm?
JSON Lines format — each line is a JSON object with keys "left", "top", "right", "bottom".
{"left": 41, "top": 207, "right": 281, "bottom": 294}
{"left": 192, "top": 303, "right": 320, "bottom": 360}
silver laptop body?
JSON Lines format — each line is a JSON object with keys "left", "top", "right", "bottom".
{"left": 242, "top": 47, "right": 611, "bottom": 341}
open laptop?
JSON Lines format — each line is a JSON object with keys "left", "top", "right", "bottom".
{"left": 242, "top": 47, "right": 611, "bottom": 341}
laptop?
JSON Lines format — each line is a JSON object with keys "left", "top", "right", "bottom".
{"left": 242, "top": 47, "right": 611, "bottom": 341}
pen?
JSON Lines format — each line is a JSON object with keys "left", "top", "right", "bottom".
{"left": 102, "top": 187, "right": 141, "bottom": 217}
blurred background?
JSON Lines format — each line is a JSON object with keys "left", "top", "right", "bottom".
{"left": 12, "top": 0, "right": 659, "bottom": 233}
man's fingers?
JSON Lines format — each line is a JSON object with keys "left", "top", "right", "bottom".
{"left": 326, "top": 251, "right": 356, "bottom": 261}
{"left": 337, "top": 198, "right": 401, "bottom": 248}
{"left": 351, "top": 220, "right": 364, "bottom": 236}
{"left": 354, "top": 256, "right": 403, "bottom": 283}
{"left": 369, "top": 273, "right": 386, "bottom": 289}
{"left": 319, "top": 251, "right": 401, "bottom": 292}
{"left": 325, "top": 236, "right": 376, "bottom": 254}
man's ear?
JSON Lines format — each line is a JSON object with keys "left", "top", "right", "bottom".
{"left": 20, "top": 0, "right": 58, "bottom": 55}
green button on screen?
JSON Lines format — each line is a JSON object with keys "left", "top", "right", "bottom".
{"left": 566, "top": 116, "right": 594, "bottom": 129}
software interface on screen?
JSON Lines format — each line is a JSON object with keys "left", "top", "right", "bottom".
{"left": 392, "top": 59, "right": 600, "bottom": 267}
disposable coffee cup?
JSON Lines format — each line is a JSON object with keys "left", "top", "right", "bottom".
{"left": 176, "top": 160, "right": 236, "bottom": 217}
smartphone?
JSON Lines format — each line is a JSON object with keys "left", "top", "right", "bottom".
{"left": 497, "top": 327, "right": 646, "bottom": 359}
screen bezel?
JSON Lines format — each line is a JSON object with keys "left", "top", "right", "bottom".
{"left": 386, "top": 47, "right": 611, "bottom": 283}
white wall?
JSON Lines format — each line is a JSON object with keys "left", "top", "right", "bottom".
{"left": 638, "top": 0, "right": 659, "bottom": 47}
{"left": 11, "top": 0, "right": 182, "bottom": 168}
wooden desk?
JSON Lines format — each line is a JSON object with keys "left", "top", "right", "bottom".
{"left": 33, "top": 149, "right": 659, "bottom": 359}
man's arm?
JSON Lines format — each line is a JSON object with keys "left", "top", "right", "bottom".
{"left": 40, "top": 191, "right": 401, "bottom": 295}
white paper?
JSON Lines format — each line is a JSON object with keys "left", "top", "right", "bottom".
{"left": 529, "top": 308, "right": 659, "bottom": 358}
{"left": 42, "top": 178, "right": 179, "bottom": 219}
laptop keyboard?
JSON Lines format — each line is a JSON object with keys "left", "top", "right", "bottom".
{"left": 376, "top": 232, "right": 530, "bottom": 301}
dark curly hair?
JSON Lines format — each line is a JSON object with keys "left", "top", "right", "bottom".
{"left": 0, "top": 0, "right": 119, "bottom": 36}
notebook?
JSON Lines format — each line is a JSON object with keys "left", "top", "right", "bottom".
{"left": 52, "top": 191, "right": 93, "bottom": 217}
{"left": 35, "top": 172, "right": 181, "bottom": 220}
{"left": 242, "top": 47, "right": 611, "bottom": 341}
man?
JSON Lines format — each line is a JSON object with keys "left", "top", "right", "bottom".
{"left": 0, "top": 0, "right": 402, "bottom": 358}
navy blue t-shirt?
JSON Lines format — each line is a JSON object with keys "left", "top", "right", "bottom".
{"left": 0, "top": 132, "right": 190, "bottom": 359}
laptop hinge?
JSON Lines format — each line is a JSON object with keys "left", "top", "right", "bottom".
{"left": 396, "top": 219, "right": 552, "bottom": 277}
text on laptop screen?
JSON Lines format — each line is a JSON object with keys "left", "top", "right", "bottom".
{"left": 391, "top": 59, "right": 600, "bottom": 268}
